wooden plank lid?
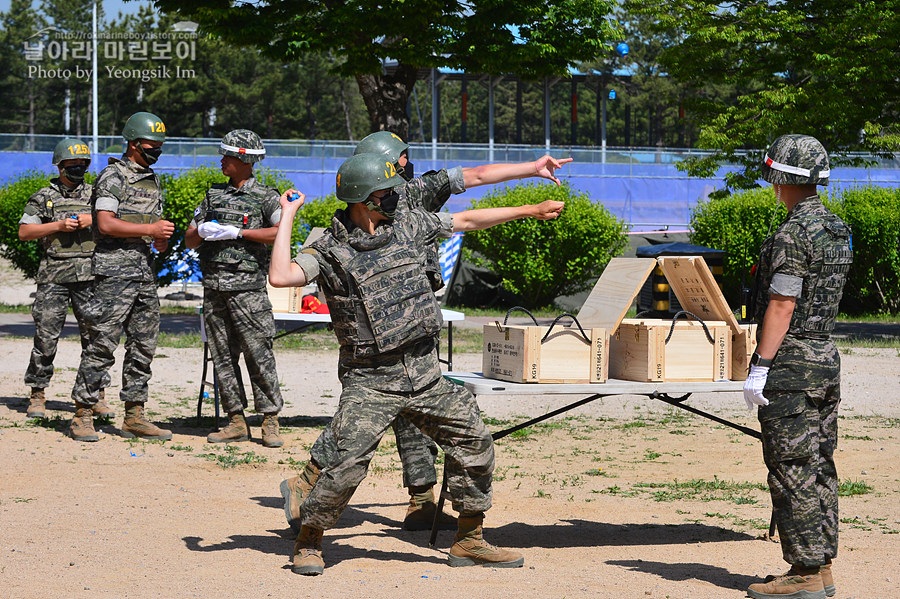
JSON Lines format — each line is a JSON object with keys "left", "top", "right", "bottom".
{"left": 575, "top": 257, "right": 657, "bottom": 333}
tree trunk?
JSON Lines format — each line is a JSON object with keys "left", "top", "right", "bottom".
{"left": 355, "top": 63, "right": 417, "bottom": 139}
{"left": 339, "top": 83, "right": 354, "bottom": 141}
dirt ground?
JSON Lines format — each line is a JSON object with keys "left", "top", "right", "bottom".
{"left": 1, "top": 256, "right": 898, "bottom": 599}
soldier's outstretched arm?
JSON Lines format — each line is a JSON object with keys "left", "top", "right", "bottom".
{"left": 18, "top": 219, "right": 77, "bottom": 241}
{"left": 462, "top": 155, "right": 573, "bottom": 188}
{"left": 269, "top": 189, "right": 308, "bottom": 288}
{"left": 452, "top": 200, "right": 564, "bottom": 233}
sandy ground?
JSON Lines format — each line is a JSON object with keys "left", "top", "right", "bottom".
{"left": 1, "top": 262, "right": 898, "bottom": 598}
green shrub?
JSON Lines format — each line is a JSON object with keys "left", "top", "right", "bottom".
{"left": 0, "top": 169, "right": 98, "bottom": 279}
{"left": 691, "top": 186, "right": 900, "bottom": 315}
{"left": 293, "top": 193, "right": 343, "bottom": 246}
{"left": 0, "top": 165, "right": 295, "bottom": 287}
{"left": 689, "top": 188, "right": 786, "bottom": 305}
{"left": 463, "top": 182, "right": 628, "bottom": 309}
{"left": 824, "top": 187, "right": 900, "bottom": 314}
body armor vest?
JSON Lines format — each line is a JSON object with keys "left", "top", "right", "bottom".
{"left": 754, "top": 200, "right": 852, "bottom": 338}
{"left": 316, "top": 221, "right": 442, "bottom": 357}
{"left": 43, "top": 182, "right": 95, "bottom": 258}
{"left": 94, "top": 159, "right": 161, "bottom": 248}
{"left": 196, "top": 183, "right": 269, "bottom": 271}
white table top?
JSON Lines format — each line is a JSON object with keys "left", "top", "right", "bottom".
{"left": 269, "top": 308, "right": 465, "bottom": 323}
{"left": 443, "top": 371, "right": 744, "bottom": 397}
{"left": 198, "top": 308, "right": 465, "bottom": 324}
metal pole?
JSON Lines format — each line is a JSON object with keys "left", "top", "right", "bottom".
{"left": 544, "top": 79, "right": 550, "bottom": 151}
{"left": 431, "top": 68, "right": 437, "bottom": 161}
{"left": 488, "top": 77, "right": 495, "bottom": 162}
{"left": 601, "top": 92, "right": 607, "bottom": 164}
{"left": 91, "top": 0, "right": 99, "bottom": 156}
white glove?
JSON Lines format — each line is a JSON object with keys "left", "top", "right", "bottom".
{"left": 743, "top": 364, "right": 770, "bottom": 409}
{"left": 198, "top": 221, "right": 240, "bottom": 241}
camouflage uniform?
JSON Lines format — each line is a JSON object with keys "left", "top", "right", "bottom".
{"left": 307, "top": 167, "right": 465, "bottom": 489}
{"left": 293, "top": 206, "right": 494, "bottom": 530}
{"left": 71, "top": 157, "right": 163, "bottom": 406}
{"left": 191, "top": 177, "right": 283, "bottom": 415}
{"left": 753, "top": 195, "right": 852, "bottom": 567}
{"left": 19, "top": 179, "right": 109, "bottom": 390}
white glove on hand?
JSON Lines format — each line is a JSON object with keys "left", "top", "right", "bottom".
{"left": 198, "top": 221, "right": 240, "bottom": 241}
{"left": 743, "top": 364, "right": 770, "bottom": 409}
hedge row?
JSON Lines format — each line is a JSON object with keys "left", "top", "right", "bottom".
{"left": 690, "top": 186, "right": 900, "bottom": 315}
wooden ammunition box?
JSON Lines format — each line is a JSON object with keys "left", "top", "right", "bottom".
{"left": 609, "top": 318, "right": 732, "bottom": 382}
{"left": 266, "top": 282, "right": 302, "bottom": 313}
{"left": 482, "top": 323, "right": 608, "bottom": 384}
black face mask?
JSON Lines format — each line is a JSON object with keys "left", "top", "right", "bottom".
{"left": 136, "top": 144, "right": 162, "bottom": 165}
{"left": 364, "top": 191, "right": 400, "bottom": 220}
{"left": 400, "top": 160, "right": 414, "bottom": 182}
{"left": 62, "top": 164, "right": 87, "bottom": 182}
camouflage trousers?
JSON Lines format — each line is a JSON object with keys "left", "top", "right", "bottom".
{"left": 25, "top": 280, "right": 109, "bottom": 390}
{"left": 309, "top": 416, "right": 438, "bottom": 489}
{"left": 71, "top": 276, "right": 159, "bottom": 405}
{"left": 758, "top": 385, "right": 841, "bottom": 567}
{"left": 203, "top": 288, "right": 282, "bottom": 415}
{"left": 301, "top": 376, "right": 494, "bottom": 530}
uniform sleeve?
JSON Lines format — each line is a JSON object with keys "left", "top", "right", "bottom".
{"left": 405, "top": 208, "right": 453, "bottom": 244}
{"left": 769, "top": 223, "right": 808, "bottom": 298}
{"left": 19, "top": 191, "right": 47, "bottom": 225}
{"left": 447, "top": 166, "right": 465, "bottom": 195}
{"left": 262, "top": 188, "right": 282, "bottom": 226}
{"left": 92, "top": 169, "right": 121, "bottom": 213}
{"left": 292, "top": 249, "right": 321, "bottom": 282}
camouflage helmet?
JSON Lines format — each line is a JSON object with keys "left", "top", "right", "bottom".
{"left": 52, "top": 138, "right": 91, "bottom": 166}
{"left": 336, "top": 152, "right": 406, "bottom": 203}
{"left": 219, "top": 129, "right": 266, "bottom": 164}
{"left": 761, "top": 134, "right": 830, "bottom": 186}
{"left": 122, "top": 111, "right": 166, "bottom": 142}
{"left": 354, "top": 131, "right": 409, "bottom": 164}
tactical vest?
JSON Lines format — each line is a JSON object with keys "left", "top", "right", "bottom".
{"left": 755, "top": 200, "right": 852, "bottom": 338}
{"left": 94, "top": 159, "right": 161, "bottom": 247}
{"left": 42, "top": 183, "right": 95, "bottom": 258}
{"left": 316, "top": 224, "right": 442, "bottom": 357}
{"left": 196, "top": 183, "right": 269, "bottom": 271}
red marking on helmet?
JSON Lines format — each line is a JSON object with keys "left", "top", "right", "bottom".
{"left": 238, "top": 148, "right": 246, "bottom": 153}
{"left": 765, "top": 157, "right": 774, "bottom": 166}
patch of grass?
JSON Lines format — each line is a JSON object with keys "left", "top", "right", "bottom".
{"left": 841, "top": 434, "right": 874, "bottom": 441}
{"left": 196, "top": 445, "right": 267, "bottom": 469}
{"left": 643, "top": 449, "right": 662, "bottom": 460}
{"left": 585, "top": 468, "right": 606, "bottom": 477}
{"left": 704, "top": 512, "right": 768, "bottom": 530}
{"left": 509, "top": 427, "right": 534, "bottom": 440}
{"left": 632, "top": 477, "right": 766, "bottom": 505}
{"left": 160, "top": 305, "right": 200, "bottom": 315}
{"left": 838, "top": 312, "right": 900, "bottom": 323}
{"left": 167, "top": 443, "right": 193, "bottom": 452}
{"left": 618, "top": 419, "right": 651, "bottom": 430}
{"left": 834, "top": 337, "right": 899, "bottom": 349}
{"left": 838, "top": 479, "right": 874, "bottom": 496}
{"left": 157, "top": 332, "right": 203, "bottom": 348}
{"left": 0, "top": 302, "right": 32, "bottom": 313}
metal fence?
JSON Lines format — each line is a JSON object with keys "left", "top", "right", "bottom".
{"left": 5, "top": 133, "right": 899, "bottom": 170}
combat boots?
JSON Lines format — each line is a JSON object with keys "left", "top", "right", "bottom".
{"left": 91, "top": 388, "right": 115, "bottom": 419}
{"left": 748, "top": 565, "right": 826, "bottom": 599}
{"left": 121, "top": 401, "right": 172, "bottom": 440}
{"left": 764, "top": 561, "right": 835, "bottom": 597}
{"left": 281, "top": 461, "right": 321, "bottom": 533}
{"left": 68, "top": 403, "right": 99, "bottom": 442}
{"left": 207, "top": 412, "right": 250, "bottom": 443}
{"left": 448, "top": 513, "right": 524, "bottom": 568}
{"left": 292, "top": 525, "right": 325, "bottom": 576}
{"left": 26, "top": 387, "right": 46, "bottom": 418}
{"left": 403, "top": 485, "right": 457, "bottom": 531}
{"left": 261, "top": 413, "right": 283, "bottom": 448}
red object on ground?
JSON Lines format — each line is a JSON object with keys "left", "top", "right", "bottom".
{"left": 300, "top": 294, "right": 329, "bottom": 314}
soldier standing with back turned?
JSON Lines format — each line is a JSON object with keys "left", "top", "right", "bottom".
{"left": 743, "top": 134, "right": 852, "bottom": 599}
{"left": 184, "top": 129, "right": 284, "bottom": 447}
{"left": 70, "top": 111, "right": 175, "bottom": 442}
{"left": 19, "top": 138, "right": 111, "bottom": 421}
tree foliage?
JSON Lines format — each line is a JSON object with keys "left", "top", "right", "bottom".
{"left": 463, "top": 183, "right": 628, "bottom": 309}
{"left": 148, "top": 0, "right": 618, "bottom": 137}
{"left": 628, "top": 0, "right": 900, "bottom": 195}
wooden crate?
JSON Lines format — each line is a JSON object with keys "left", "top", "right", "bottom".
{"left": 609, "top": 318, "right": 732, "bottom": 382}
{"left": 656, "top": 256, "right": 754, "bottom": 381}
{"left": 267, "top": 282, "right": 302, "bottom": 313}
{"left": 483, "top": 323, "right": 608, "bottom": 384}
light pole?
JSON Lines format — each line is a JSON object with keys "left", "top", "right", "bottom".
{"left": 91, "top": 0, "right": 98, "bottom": 156}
